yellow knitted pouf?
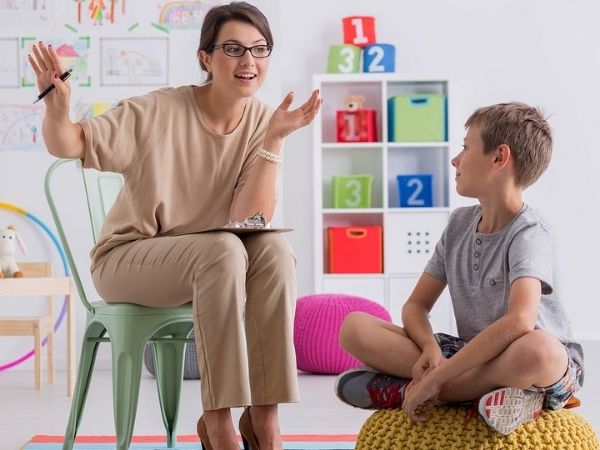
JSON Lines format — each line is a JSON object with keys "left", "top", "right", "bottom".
{"left": 355, "top": 406, "right": 600, "bottom": 450}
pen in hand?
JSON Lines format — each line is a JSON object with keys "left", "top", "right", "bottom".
{"left": 33, "top": 68, "right": 73, "bottom": 104}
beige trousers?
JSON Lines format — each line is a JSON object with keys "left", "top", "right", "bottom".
{"left": 91, "top": 231, "right": 299, "bottom": 410}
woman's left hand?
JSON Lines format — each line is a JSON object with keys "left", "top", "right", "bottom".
{"left": 266, "top": 89, "right": 322, "bottom": 141}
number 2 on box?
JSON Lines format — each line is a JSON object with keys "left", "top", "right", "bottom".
{"left": 367, "top": 46, "right": 384, "bottom": 72}
{"left": 407, "top": 178, "right": 425, "bottom": 206}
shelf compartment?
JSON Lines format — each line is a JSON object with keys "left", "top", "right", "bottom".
{"left": 322, "top": 146, "right": 384, "bottom": 209}
{"left": 320, "top": 81, "right": 383, "bottom": 144}
{"left": 322, "top": 212, "right": 384, "bottom": 276}
{"left": 387, "top": 146, "right": 450, "bottom": 208}
{"left": 384, "top": 211, "right": 448, "bottom": 275}
{"left": 323, "top": 275, "right": 386, "bottom": 306}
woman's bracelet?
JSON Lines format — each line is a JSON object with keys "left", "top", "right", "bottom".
{"left": 257, "top": 147, "right": 283, "bottom": 164}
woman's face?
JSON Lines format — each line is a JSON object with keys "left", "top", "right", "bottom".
{"left": 200, "top": 20, "right": 270, "bottom": 97}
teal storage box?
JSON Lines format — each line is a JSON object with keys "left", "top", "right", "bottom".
{"left": 388, "top": 94, "right": 447, "bottom": 142}
{"left": 332, "top": 174, "right": 373, "bottom": 208}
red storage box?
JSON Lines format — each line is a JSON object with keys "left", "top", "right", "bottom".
{"left": 336, "top": 109, "right": 377, "bottom": 142}
{"left": 327, "top": 226, "right": 383, "bottom": 273}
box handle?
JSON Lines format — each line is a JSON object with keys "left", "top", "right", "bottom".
{"left": 346, "top": 228, "right": 367, "bottom": 239}
{"left": 410, "top": 96, "right": 430, "bottom": 106}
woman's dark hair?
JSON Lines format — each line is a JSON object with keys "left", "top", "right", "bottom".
{"left": 197, "top": 2, "right": 273, "bottom": 82}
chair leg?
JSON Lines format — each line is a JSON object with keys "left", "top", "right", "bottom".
{"left": 34, "top": 324, "right": 41, "bottom": 390}
{"left": 153, "top": 338, "right": 187, "bottom": 448}
{"left": 109, "top": 327, "right": 147, "bottom": 450}
{"left": 47, "top": 330, "right": 55, "bottom": 384}
{"left": 62, "top": 325, "right": 104, "bottom": 450}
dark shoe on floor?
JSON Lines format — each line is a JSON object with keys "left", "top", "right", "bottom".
{"left": 478, "top": 386, "right": 544, "bottom": 435}
{"left": 334, "top": 366, "right": 410, "bottom": 409}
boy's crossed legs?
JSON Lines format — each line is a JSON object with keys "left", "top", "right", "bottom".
{"left": 336, "top": 312, "right": 580, "bottom": 434}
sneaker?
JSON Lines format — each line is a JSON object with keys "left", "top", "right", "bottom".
{"left": 478, "top": 387, "right": 544, "bottom": 435}
{"left": 334, "top": 366, "right": 410, "bottom": 409}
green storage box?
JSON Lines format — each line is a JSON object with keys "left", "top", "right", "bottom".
{"left": 388, "top": 94, "right": 447, "bottom": 142}
{"left": 332, "top": 174, "right": 373, "bottom": 208}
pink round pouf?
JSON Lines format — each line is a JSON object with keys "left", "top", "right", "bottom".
{"left": 294, "top": 293, "right": 392, "bottom": 374}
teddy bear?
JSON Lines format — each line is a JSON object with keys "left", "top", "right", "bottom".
{"left": 344, "top": 94, "right": 365, "bottom": 112}
{"left": 0, "top": 225, "right": 27, "bottom": 278}
{"left": 339, "top": 94, "right": 369, "bottom": 141}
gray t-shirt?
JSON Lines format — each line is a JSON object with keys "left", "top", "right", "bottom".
{"left": 424, "top": 204, "right": 584, "bottom": 383}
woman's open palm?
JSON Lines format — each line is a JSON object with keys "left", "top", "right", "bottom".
{"left": 28, "top": 41, "right": 71, "bottom": 110}
{"left": 267, "top": 89, "right": 322, "bottom": 140}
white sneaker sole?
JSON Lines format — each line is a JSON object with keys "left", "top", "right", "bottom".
{"left": 478, "top": 387, "right": 544, "bottom": 435}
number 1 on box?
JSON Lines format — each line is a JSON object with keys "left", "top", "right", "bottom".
{"left": 351, "top": 17, "right": 368, "bottom": 45}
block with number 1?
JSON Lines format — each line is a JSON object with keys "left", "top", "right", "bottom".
{"left": 342, "top": 16, "right": 376, "bottom": 48}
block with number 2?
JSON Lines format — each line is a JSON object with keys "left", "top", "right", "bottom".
{"left": 363, "top": 43, "right": 395, "bottom": 73}
{"left": 397, "top": 174, "right": 433, "bottom": 207}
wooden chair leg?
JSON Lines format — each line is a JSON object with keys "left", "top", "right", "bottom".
{"left": 34, "top": 324, "right": 42, "bottom": 390}
{"left": 48, "top": 330, "right": 55, "bottom": 384}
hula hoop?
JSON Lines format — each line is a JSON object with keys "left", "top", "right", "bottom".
{"left": 0, "top": 201, "right": 70, "bottom": 371}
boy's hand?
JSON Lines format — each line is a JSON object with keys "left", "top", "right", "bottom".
{"left": 403, "top": 376, "right": 441, "bottom": 422}
{"left": 411, "top": 343, "right": 445, "bottom": 383}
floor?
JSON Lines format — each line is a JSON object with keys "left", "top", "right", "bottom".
{"left": 1, "top": 341, "right": 599, "bottom": 450}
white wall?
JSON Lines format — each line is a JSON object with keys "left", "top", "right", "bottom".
{"left": 278, "top": 0, "right": 600, "bottom": 340}
{"left": 1, "top": 0, "right": 599, "bottom": 371}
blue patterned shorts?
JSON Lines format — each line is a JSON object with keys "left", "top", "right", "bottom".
{"left": 433, "top": 332, "right": 582, "bottom": 410}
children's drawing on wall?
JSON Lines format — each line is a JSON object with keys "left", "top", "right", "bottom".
{"left": 156, "top": 1, "right": 221, "bottom": 30}
{"left": 0, "top": 104, "right": 45, "bottom": 152}
{"left": 68, "top": 0, "right": 135, "bottom": 31}
{"left": 100, "top": 37, "right": 168, "bottom": 86}
{"left": 21, "top": 37, "right": 90, "bottom": 88}
{"left": 0, "top": 38, "right": 19, "bottom": 88}
{"left": 0, "top": 0, "right": 55, "bottom": 29}
{"left": 71, "top": 98, "right": 112, "bottom": 121}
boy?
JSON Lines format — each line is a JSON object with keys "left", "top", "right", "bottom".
{"left": 335, "top": 102, "right": 584, "bottom": 435}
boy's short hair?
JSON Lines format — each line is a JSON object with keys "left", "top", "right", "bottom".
{"left": 465, "top": 102, "right": 553, "bottom": 188}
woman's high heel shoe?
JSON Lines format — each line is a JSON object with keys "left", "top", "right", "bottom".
{"left": 197, "top": 416, "right": 213, "bottom": 450}
{"left": 239, "top": 407, "right": 260, "bottom": 450}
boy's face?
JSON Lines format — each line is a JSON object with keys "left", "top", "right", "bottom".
{"left": 451, "top": 125, "right": 496, "bottom": 198}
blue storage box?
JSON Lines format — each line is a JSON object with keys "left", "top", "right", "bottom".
{"left": 397, "top": 174, "right": 433, "bottom": 207}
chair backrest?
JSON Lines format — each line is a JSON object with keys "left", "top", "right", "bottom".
{"left": 81, "top": 168, "right": 124, "bottom": 244}
{"left": 44, "top": 159, "right": 123, "bottom": 312}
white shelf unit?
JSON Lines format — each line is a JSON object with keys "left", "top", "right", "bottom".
{"left": 313, "top": 73, "right": 456, "bottom": 334}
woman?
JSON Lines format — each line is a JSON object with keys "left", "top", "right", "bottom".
{"left": 28, "top": 2, "right": 321, "bottom": 449}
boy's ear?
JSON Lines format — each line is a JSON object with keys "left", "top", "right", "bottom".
{"left": 493, "top": 144, "right": 511, "bottom": 170}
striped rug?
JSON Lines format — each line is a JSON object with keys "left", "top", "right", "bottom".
{"left": 23, "top": 434, "right": 356, "bottom": 449}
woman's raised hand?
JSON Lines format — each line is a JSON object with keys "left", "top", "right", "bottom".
{"left": 266, "top": 89, "right": 322, "bottom": 141}
{"left": 28, "top": 41, "right": 71, "bottom": 111}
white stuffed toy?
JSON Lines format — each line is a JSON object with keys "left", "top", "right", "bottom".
{"left": 0, "top": 225, "right": 27, "bottom": 278}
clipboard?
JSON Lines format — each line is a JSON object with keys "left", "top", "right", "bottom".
{"left": 205, "top": 227, "right": 293, "bottom": 235}
{"left": 201, "top": 212, "right": 293, "bottom": 234}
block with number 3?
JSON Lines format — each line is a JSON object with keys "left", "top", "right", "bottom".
{"left": 327, "top": 45, "right": 361, "bottom": 73}
{"left": 363, "top": 43, "right": 395, "bottom": 73}
{"left": 342, "top": 16, "right": 376, "bottom": 48}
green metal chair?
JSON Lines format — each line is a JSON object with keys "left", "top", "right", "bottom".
{"left": 44, "top": 159, "right": 195, "bottom": 450}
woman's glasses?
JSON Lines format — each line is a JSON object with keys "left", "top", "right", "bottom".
{"left": 211, "top": 43, "right": 273, "bottom": 58}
